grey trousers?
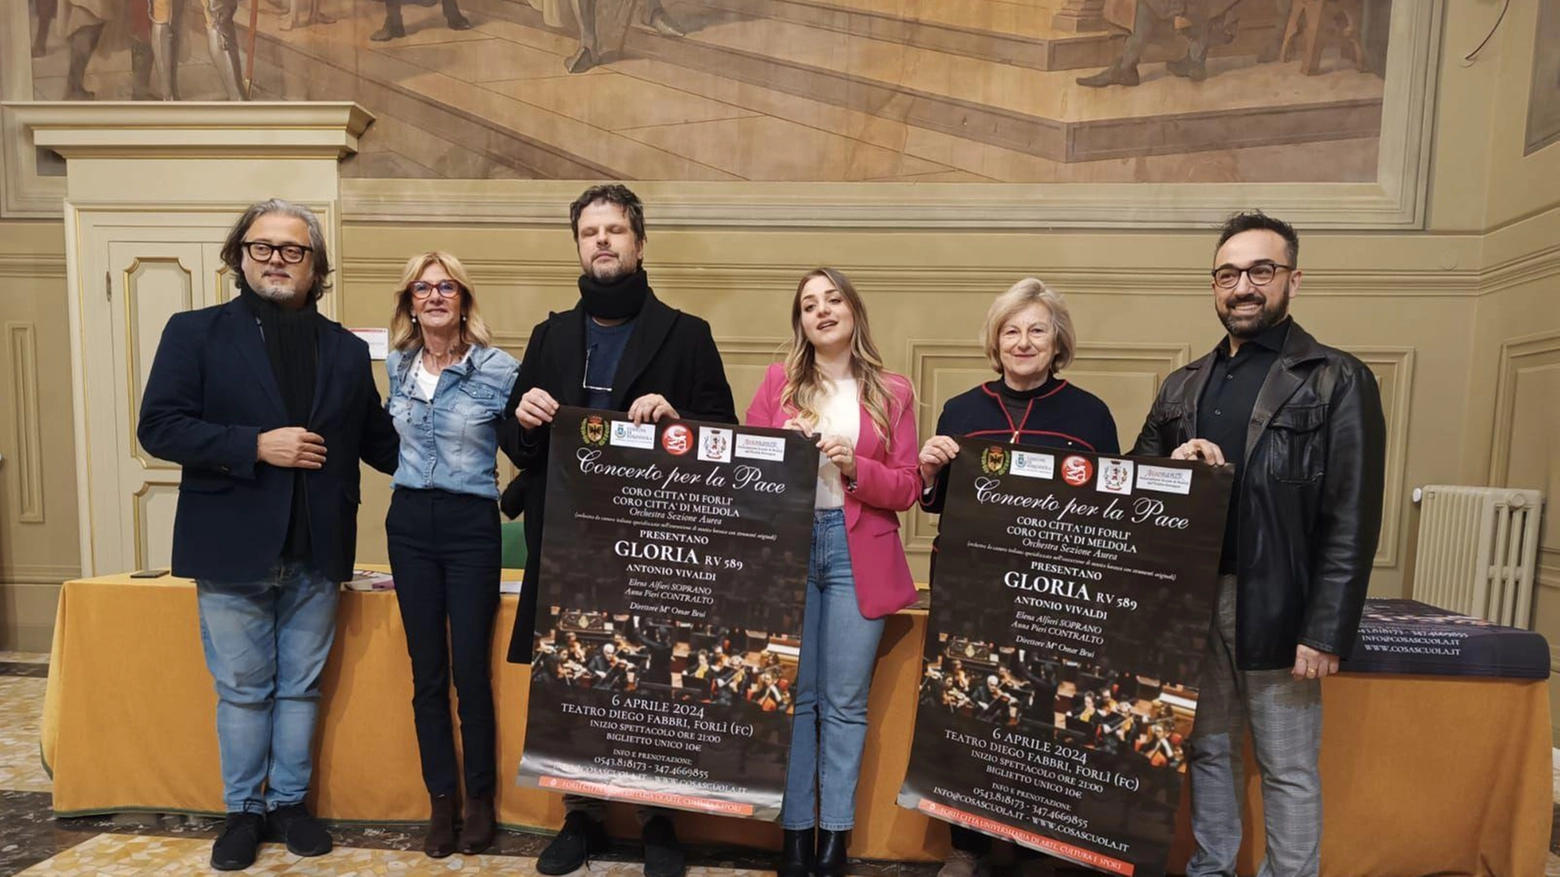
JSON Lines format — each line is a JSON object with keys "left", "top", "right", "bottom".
{"left": 1185, "top": 574, "right": 1323, "bottom": 877}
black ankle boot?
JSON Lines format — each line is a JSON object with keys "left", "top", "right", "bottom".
{"left": 815, "top": 829, "right": 848, "bottom": 877}
{"left": 778, "top": 828, "right": 813, "bottom": 877}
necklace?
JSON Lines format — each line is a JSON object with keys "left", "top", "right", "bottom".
{"left": 422, "top": 343, "right": 465, "bottom": 372}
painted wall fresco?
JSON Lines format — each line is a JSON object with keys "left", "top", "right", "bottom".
{"left": 26, "top": 0, "right": 1393, "bottom": 182}
{"left": 1527, "top": 0, "right": 1560, "bottom": 156}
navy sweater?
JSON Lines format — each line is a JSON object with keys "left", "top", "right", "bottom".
{"left": 920, "top": 376, "right": 1119, "bottom": 515}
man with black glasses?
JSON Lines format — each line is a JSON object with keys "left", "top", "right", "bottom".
{"left": 1131, "top": 212, "right": 1386, "bottom": 877}
{"left": 138, "top": 199, "right": 400, "bottom": 871}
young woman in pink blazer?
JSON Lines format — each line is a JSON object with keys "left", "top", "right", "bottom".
{"left": 745, "top": 267, "right": 920, "bottom": 877}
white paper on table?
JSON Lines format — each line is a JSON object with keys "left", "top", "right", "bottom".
{"left": 344, "top": 569, "right": 395, "bottom": 591}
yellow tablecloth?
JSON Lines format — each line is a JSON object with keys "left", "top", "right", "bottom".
{"left": 41, "top": 573, "right": 1550, "bottom": 875}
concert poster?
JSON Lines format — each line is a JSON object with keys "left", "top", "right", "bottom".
{"left": 517, "top": 407, "right": 818, "bottom": 821}
{"left": 900, "top": 445, "right": 1233, "bottom": 875}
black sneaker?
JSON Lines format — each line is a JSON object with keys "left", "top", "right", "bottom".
{"left": 267, "top": 802, "right": 334, "bottom": 857}
{"left": 641, "top": 814, "right": 686, "bottom": 877}
{"left": 211, "top": 811, "right": 265, "bottom": 871}
{"left": 537, "top": 810, "right": 609, "bottom": 875}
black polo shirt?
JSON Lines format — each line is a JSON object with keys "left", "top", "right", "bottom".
{"left": 1198, "top": 318, "right": 1291, "bottom": 572}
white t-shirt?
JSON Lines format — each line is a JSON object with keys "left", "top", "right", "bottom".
{"left": 812, "top": 377, "right": 860, "bottom": 509}
{"left": 413, "top": 347, "right": 471, "bottom": 400}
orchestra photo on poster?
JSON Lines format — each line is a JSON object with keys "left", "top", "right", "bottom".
{"left": 920, "top": 633, "right": 1197, "bottom": 772}
{"left": 532, "top": 607, "right": 798, "bottom": 715}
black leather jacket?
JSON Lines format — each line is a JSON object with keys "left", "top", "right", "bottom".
{"left": 1132, "top": 321, "right": 1387, "bottom": 670}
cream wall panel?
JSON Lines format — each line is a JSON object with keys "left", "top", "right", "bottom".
{"left": 0, "top": 581, "right": 65, "bottom": 653}
{"left": 334, "top": 224, "right": 1484, "bottom": 599}
{"left": 6, "top": 323, "right": 44, "bottom": 523}
{"left": 1460, "top": 209, "right": 1560, "bottom": 741}
{"left": 0, "top": 220, "right": 77, "bottom": 650}
{"left": 123, "top": 253, "right": 199, "bottom": 472}
{"left": 1478, "top": 0, "right": 1560, "bottom": 231}
{"left": 132, "top": 484, "right": 179, "bottom": 573}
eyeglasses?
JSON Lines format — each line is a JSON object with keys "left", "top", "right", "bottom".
{"left": 409, "top": 280, "right": 462, "bottom": 298}
{"left": 242, "top": 241, "right": 311, "bottom": 265}
{"left": 1212, "top": 261, "right": 1292, "bottom": 289}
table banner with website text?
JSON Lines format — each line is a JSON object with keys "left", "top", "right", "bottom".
{"left": 517, "top": 407, "right": 818, "bottom": 821}
{"left": 900, "top": 445, "right": 1233, "bottom": 875}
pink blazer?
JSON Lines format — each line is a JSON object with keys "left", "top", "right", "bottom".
{"left": 745, "top": 362, "right": 921, "bottom": 619}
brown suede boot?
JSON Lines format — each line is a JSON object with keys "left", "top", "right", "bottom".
{"left": 425, "top": 794, "right": 459, "bottom": 858}
{"left": 458, "top": 793, "right": 495, "bottom": 855}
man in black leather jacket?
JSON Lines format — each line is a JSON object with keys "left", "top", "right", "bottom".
{"left": 1132, "top": 212, "right": 1385, "bottom": 877}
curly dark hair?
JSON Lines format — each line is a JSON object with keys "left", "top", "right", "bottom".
{"left": 569, "top": 183, "right": 646, "bottom": 243}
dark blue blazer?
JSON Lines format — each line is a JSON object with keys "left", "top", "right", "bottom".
{"left": 137, "top": 298, "right": 399, "bottom": 583}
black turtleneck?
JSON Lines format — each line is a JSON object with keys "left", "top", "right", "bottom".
{"left": 578, "top": 267, "right": 650, "bottom": 322}
{"left": 992, "top": 375, "right": 1063, "bottom": 435}
{"left": 239, "top": 278, "right": 319, "bottom": 563}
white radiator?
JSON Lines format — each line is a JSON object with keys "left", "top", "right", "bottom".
{"left": 1411, "top": 485, "right": 1544, "bottom": 628}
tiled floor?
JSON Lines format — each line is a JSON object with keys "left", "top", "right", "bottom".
{"left": 0, "top": 652, "right": 1555, "bottom": 874}
{"left": 0, "top": 655, "right": 946, "bottom": 875}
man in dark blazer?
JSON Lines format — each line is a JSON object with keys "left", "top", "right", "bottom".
{"left": 499, "top": 183, "right": 735, "bottom": 877}
{"left": 137, "top": 199, "right": 399, "bottom": 872}
{"left": 1132, "top": 212, "right": 1385, "bottom": 877}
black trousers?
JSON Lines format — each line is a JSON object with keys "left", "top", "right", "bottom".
{"left": 386, "top": 488, "right": 501, "bottom": 797}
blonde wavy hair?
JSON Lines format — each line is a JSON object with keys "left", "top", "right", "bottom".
{"left": 389, "top": 251, "right": 494, "bottom": 352}
{"left": 781, "top": 268, "right": 905, "bottom": 449}
{"left": 980, "top": 277, "right": 1076, "bottom": 376}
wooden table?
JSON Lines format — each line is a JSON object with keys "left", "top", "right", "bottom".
{"left": 41, "top": 573, "right": 1550, "bottom": 875}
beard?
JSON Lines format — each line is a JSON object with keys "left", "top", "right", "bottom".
{"left": 1218, "top": 281, "right": 1291, "bottom": 338}
{"left": 254, "top": 281, "right": 296, "bottom": 302}
{"left": 247, "top": 268, "right": 308, "bottom": 304}
{"left": 585, "top": 250, "right": 636, "bottom": 284}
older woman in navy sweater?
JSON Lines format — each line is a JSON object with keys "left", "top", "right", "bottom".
{"left": 917, "top": 278, "right": 1118, "bottom": 877}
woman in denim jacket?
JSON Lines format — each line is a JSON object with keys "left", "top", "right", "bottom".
{"left": 384, "top": 252, "right": 519, "bottom": 859}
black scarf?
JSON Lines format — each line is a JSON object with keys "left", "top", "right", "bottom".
{"left": 240, "top": 278, "right": 319, "bottom": 562}
{"left": 239, "top": 278, "right": 318, "bottom": 426}
{"left": 578, "top": 267, "right": 651, "bottom": 321}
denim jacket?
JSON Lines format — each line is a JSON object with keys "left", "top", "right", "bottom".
{"left": 386, "top": 344, "right": 520, "bottom": 500}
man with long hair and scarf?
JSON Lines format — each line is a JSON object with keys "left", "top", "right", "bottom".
{"left": 138, "top": 199, "right": 400, "bottom": 870}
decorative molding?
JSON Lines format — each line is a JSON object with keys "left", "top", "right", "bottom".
{"left": 11, "top": 102, "right": 374, "bottom": 161}
{"left": 1538, "top": 547, "right": 1559, "bottom": 592}
{"left": 1353, "top": 348, "right": 1416, "bottom": 568}
{"left": 124, "top": 257, "right": 194, "bottom": 473}
{"left": 715, "top": 337, "right": 789, "bottom": 365}
{"left": 0, "top": 254, "right": 66, "bottom": 279}
{"left": 1477, "top": 241, "right": 1560, "bottom": 297}
{"left": 489, "top": 332, "right": 529, "bottom": 359}
{"left": 1539, "top": 549, "right": 1559, "bottom": 598}
{"left": 0, "top": 564, "right": 79, "bottom": 584}
{"left": 5, "top": 322, "right": 44, "bottom": 522}
{"left": 342, "top": 258, "right": 1482, "bottom": 299}
{"left": 1487, "top": 330, "right": 1560, "bottom": 486}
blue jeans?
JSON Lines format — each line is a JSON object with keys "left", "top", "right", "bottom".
{"left": 781, "top": 509, "right": 884, "bottom": 831}
{"left": 196, "top": 561, "right": 339, "bottom": 814}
